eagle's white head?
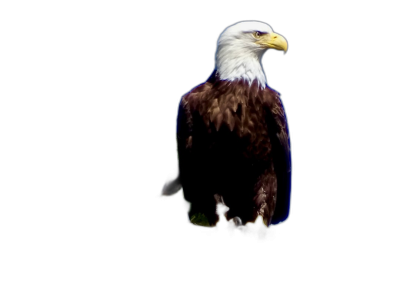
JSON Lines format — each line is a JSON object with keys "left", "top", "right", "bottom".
{"left": 215, "top": 21, "right": 288, "bottom": 88}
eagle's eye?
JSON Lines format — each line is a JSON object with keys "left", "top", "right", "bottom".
{"left": 254, "top": 31, "right": 262, "bottom": 38}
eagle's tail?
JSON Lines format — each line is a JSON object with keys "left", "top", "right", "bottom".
{"left": 160, "top": 175, "right": 182, "bottom": 197}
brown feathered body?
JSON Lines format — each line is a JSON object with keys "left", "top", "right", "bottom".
{"left": 177, "top": 71, "right": 291, "bottom": 226}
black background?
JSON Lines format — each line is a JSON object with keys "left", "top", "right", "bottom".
{"left": 65, "top": 2, "right": 378, "bottom": 278}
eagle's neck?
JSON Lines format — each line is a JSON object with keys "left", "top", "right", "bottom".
{"left": 216, "top": 47, "right": 267, "bottom": 88}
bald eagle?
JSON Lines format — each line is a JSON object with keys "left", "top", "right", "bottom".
{"left": 164, "top": 21, "right": 291, "bottom": 227}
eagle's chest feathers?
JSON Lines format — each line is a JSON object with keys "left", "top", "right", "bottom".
{"left": 184, "top": 77, "right": 278, "bottom": 158}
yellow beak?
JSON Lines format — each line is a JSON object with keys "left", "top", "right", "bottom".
{"left": 256, "top": 32, "right": 288, "bottom": 53}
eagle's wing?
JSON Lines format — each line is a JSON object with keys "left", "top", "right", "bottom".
{"left": 175, "top": 96, "right": 193, "bottom": 174}
{"left": 265, "top": 92, "right": 292, "bottom": 224}
{"left": 176, "top": 80, "right": 214, "bottom": 195}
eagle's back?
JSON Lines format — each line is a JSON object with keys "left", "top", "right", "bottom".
{"left": 177, "top": 72, "right": 291, "bottom": 224}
